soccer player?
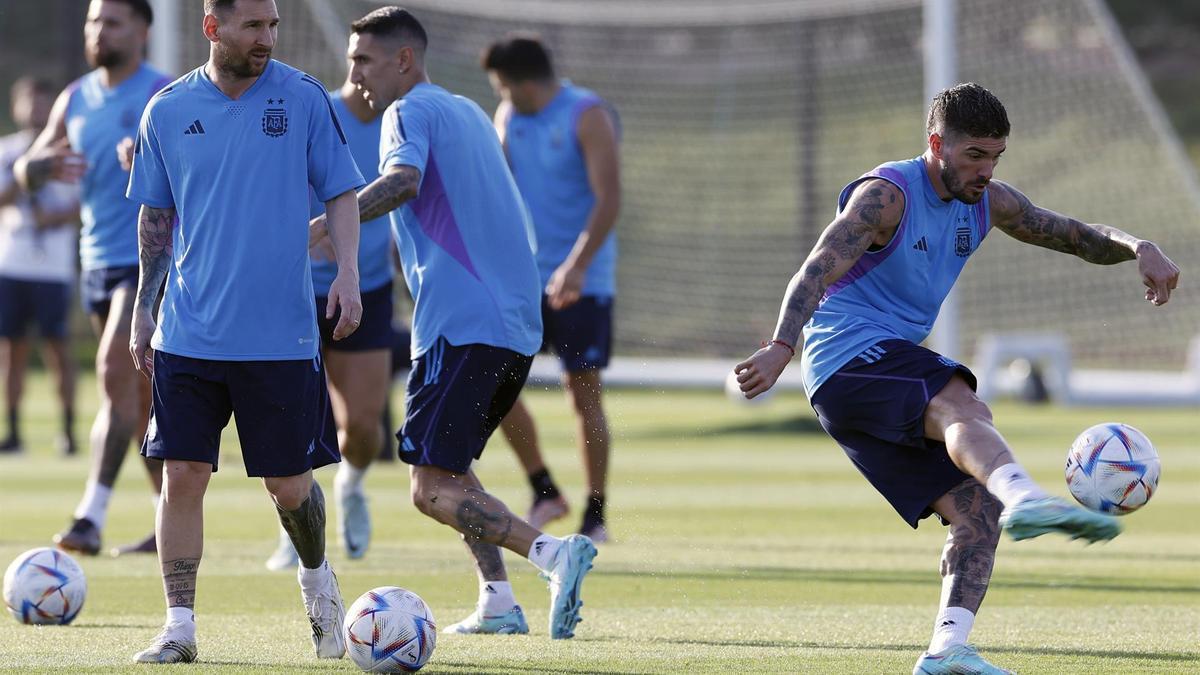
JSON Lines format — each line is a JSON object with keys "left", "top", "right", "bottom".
{"left": 0, "top": 77, "right": 79, "bottom": 457}
{"left": 15, "top": 0, "right": 170, "bottom": 557}
{"left": 310, "top": 7, "right": 597, "bottom": 639}
{"left": 265, "top": 70, "right": 395, "bottom": 571}
{"left": 125, "top": 0, "right": 364, "bottom": 663}
{"left": 734, "top": 83, "right": 1180, "bottom": 674}
{"left": 482, "top": 35, "right": 621, "bottom": 541}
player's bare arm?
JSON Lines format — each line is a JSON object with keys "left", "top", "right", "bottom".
{"left": 14, "top": 88, "right": 86, "bottom": 191}
{"left": 546, "top": 106, "right": 621, "bottom": 310}
{"left": 734, "top": 178, "right": 905, "bottom": 398}
{"left": 323, "top": 188, "right": 363, "bottom": 341}
{"left": 308, "top": 165, "right": 420, "bottom": 249}
{"left": 129, "top": 204, "right": 175, "bottom": 376}
{"left": 989, "top": 179, "right": 1180, "bottom": 305}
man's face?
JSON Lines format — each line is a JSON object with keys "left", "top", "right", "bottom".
{"left": 348, "top": 33, "right": 404, "bottom": 111}
{"left": 211, "top": 0, "right": 279, "bottom": 79}
{"left": 488, "top": 71, "right": 535, "bottom": 113}
{"left": 936, "top": 133, "right": 1006, "bottom": 204}
{"left": 85, "top": 0, "right": 147, "bottom": 69}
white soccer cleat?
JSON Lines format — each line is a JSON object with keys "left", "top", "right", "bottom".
{"left": 337, "top": 488, "right": 371, "bottom": 560}
{"left": 543, "top": 534, "right": 597, "bottom": 639}
{"left": 133, "top": 624, "right": 198, "bottom": 664}
{"left": 441, "top": 604, "right": 529, "bottom": 635}
{"left": 299, "top": 562, "right": 346, "bottom": 659}
{"left": 265, "top": 528, "right": 299, "bottom": 571}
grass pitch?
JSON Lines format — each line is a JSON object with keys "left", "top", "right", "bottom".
{"left": 1, "top": 371, "right": 1197, "bottom": 673}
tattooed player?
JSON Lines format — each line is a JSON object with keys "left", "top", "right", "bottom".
{"left": 309, "top": 7, "right": 596, "bottom": 640}
{"left": 734, "top": 83, "right": 1179, "bottom": 675}
{"left": 125, "top": 0, "right": 364, "bottom": 663}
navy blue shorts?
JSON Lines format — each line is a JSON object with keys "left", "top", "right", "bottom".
{"left": 809, "top": 340, "right": 976, "bottom": 528}
{"left": 0, "top": 276, "right": 71, "bottom": 339}
{"left": 316, "top": 280, "right": 394, "bottom": 352}
{"left": 542, "top": 295, "right": 613, "bottom": 372}
{"left": 81, "top": 265, "right": 138, "bottom": 319}
{"left": 142, "top": 351, "right": 340, "bottom": 477}
{"left": 398, "top": 337, "right": 532, "bottom": 474}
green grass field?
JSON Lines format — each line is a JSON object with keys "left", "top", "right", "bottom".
{"left": 1, "top": 371, "right": 1197, "bottom": 673}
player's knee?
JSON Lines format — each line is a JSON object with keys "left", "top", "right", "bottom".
{"left": 162, "top": 462, "right": 211, "bottom": 501}
{"left": 409, "top": 471, "right": 436, "bottom": 517}
{"left": 344, "top": 414, "right": 383, "bottom": 451}
{"left": 564, "top": 372, "right": 603, "bottom": 414}
{"left": 264, "top": 475, "right": 312, "bottom": 511}
{"left": 929, "top": 378, "right": 993, "bottom": 429}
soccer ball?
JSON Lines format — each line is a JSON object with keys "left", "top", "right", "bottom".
{"left": 3, "top": 547, "right": 87, "bottom": 625}
{"left": 343, "top": 586, "right": 436, "bottom": 672}
{"left": 1065, "top": 422, "right": 1160, "bottom": 515}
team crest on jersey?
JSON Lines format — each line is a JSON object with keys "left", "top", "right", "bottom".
{"left": 954, "top": 225, "right": 972, "bottom": 257}
{"left": 262, "top": 106, "right": 288, "bottom": 137}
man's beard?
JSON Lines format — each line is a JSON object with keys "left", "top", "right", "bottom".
{"left": 940, "top": 162, "right": 986, "bottom": 204}
{"left": 88, "top": 45, "right": 127, "bottom": 69}
{"left": 215, "top": 45, "right": 271, "bottom": 79}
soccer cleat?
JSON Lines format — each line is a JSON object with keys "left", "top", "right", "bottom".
{"left": 542, "top": 534, "right": 597, "bottom": 639}
{"left": 1000, "top": 496, "right": 1121, "bottom": 543}
{"left": 579, "top": 521, "right": 610, "bottom": 545}
{"left": 133, "top": 625, "right": 198, "bottom": 664}
{"left": 527, "top": 495, "right": 569, "bottom": 530}
{"left": 0, "top": 436, "right": 24, "bottom": 454}
{"left": 265, "top": 529, "right": 299, "bottom": 571}
{"left": 441, "top": 604, "right": 529, "bottom": 635}
{"left": 300, "top": 562, "right": 346, "bottom": 658}
{"left": 913, "top": 643, "right": 1013, "bottom": 674}
{"left": 110, "top": 531, "right": 157, "bottom": 557}
{"left": 337, "top": 488, "right": 371, "bottom": 560}
{"left": 53, "top": 518, "right": 101, "bottom": 556}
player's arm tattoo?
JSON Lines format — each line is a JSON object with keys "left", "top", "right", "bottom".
{"left": 940, "top": 480, "right": 1002, "bottom": 612}
{"left": 990, "top": 180, "right": 1137, "bottom": 265}
{"left": 773, "top": 180, "right": 901, "bottom": 347}
{"left": 455, "top": 488, "right": 514, "bottom": 548}
{"left": 357, "top": 165, "right": 421, "bottom": 223}
{"left": 135, "top": 205, "right": 176, "bottom": 311}
{"left": 162, "top": 558, "right": 200, "bottom": 610}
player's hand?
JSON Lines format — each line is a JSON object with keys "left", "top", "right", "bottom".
{"left": 30, "top": 137, "right": 87, "bottom": 183}
{"left": 308, "top": 215, "right": 329, "bottom": 250}
{"left": 733, "top": 341, "right": 794, "bottom": 399}
{"left": 129, "top": 308, "right": 157, "bottom": 378}
{"left": 309, "top": 235, "right": 336, "bottom": 262}
{"left": 327, "top": 272, "right": 362, "bottom": 341}
{"left": 1135, "top": 241, "right": 1180, "bottom": 306}
{"left": 546, "top": 262, "right": 585, "bottom": 310}
{"left": 116, "top": 137, "right": 135, "bottom": 172}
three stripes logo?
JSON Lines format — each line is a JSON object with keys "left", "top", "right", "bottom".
{"left": 912, "top": 236, "right": 929, "bottom": 252}
{"left": 857, "top": 345, "right": 887, "bottom": 364}
{"left": 183, "top": 119, "right": 206, "bottom": 135}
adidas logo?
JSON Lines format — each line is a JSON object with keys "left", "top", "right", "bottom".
{"left": 183, "top": 120, "right": 206, "bottom": 135}
{"left": 913, "top": 236, "right": 929, "bottom": 252}
{"left": 533, "top": 541, "right": 546, "bottom": 556}
{"left": 940, "top": 620, "right": 956, "bottom": 627}
{"left": 484, "top": 584, "right": 497, "bottom": 594}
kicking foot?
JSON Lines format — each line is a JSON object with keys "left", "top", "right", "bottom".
{"left": 53, "top": 518, "right": 101, "bottom": 556}
{"left": 1000, "top": 497, "right": 1121, "bottom": 543}
{"left": 441, "top": 605, "right": 529, "bottom": 635}
{"left": 543, "top": 534, "right": 597, "bottom": 639}
{"left": 300, "top": 561, "right": 346, "bottom": 659}
{"left": 527, "top": 495, "right": 569, "bottom": 530}
{"left": 110, "top": 531, "right": 156, "bottom": 557}
{"left": 133, "top": 624, "right": 198, "bottom": 664}
{"left": 338, "top": 489, "right": 371, "bottom": 560}
{"left": 913, "top": 643, "right": 1013, "bottom": 674}
{"left": 265, "top": 530, "right": 299, "bottom": 571}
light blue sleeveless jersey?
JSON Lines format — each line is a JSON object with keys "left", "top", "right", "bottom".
{"left": 800, "top": 157, "right": 992, "bottom": 396}
{"left": 502, "top": 82, "right": 617, "bottom": 296}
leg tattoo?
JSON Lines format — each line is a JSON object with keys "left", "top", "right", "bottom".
{"left": 455, "top": 489, "right": 514, "bottom": 548}
{"left": 940, "top": 480, "right": 1003, "bottom": 612}
{"left": 277, "top": 481, "right": 327, "bottom": 569}
{"left": 162, "top": 558, "right": 200, "bottom": 609}
{"left": 462, "top": 533, "right": 508, "bottom": 582}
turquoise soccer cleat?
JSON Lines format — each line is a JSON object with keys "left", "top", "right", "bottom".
{"left": 913, "top": 643, "right": 1013, "bottom": 674}
{"left": 441, "top": 605, "right": 529, "bottom": 635}
{"left": 543, "top": 534, "right": 597, "bottom": 639}
{"left": 1000, "top": 496, "right": 1121, "bottom": 543}
{"left": 338, "top": 489, "right": 371, "bottom": 560}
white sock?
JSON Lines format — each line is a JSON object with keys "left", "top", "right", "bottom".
{"left": 929, "top": 607, "right": 975, "bottom": 654}
{"left": 297, "top": 559, "right": 331, "bottom": 594}
{"left": 526, "top": 534, "right": 562, "bottom": 572}
{"left": 478, "top": 580, "right": 516, "bottom": 615}
{"left": 985, "top": 463, "right": 1050, "bottom": 510}
{"left": 335, "top": 462, "right": 367, "bottom": 496}
{"left": 165, "top": 607, "right": 196, "bottom": 638}
{"left": 73, "top": 481, "right": 113, "bottom": 530}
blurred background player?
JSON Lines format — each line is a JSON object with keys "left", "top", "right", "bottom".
{"left": 266, "top": 67, "right": 395, "bottom": 571}
{"left": 482, "top": 35, "right": 621, "bottom": 541}
{"left": 125, "top": 0, "right": 364, "bottom": 662}
{"left": 310, "top": 7, "right": 596, "bottom": 639}
{"left": 14, "top": 0, "right": 171, "bottom": 557}
{"left": 734, "top": 83, "right": 1180, "bottom": 675}
{"left": 0, "top": 77, "right": 79, "bottom": 457}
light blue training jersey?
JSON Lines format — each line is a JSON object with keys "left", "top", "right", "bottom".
{"left": 380, "top": 82, "right": 542, "bottom": 358}
{"left": 501, "top": 82, "right": 618, "bottom": 296}
{"left": 66, "top": 63, "right": 172, "bottom": 270}
{"left": 127, "top": 60, "right": 364, "bottom": 361}
{"left": 800, "top": 156, "right": 992, "bottom": 396}
{"left": 308, "top": 93, "right": 392, "bottom": 296}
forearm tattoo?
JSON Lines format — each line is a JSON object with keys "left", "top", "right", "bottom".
{"left": 136, "top": 205, "right": 175, "bottom": 311}
{"left": 940, "top": 480, "right": 1002, "bottom": 612}
{"left": 454, "top": 489, "right": 514, "bottom": 548}
{"left": 358, "top": 167, "right": 420, "bottom": 223}
{"left": 462, "top": 533, "right": 508, "bottom": 582}
{"left": 1001, "top": 185, "right": 1136, "bottom": 265}
{"left": 162, "top": 558, "right": 200, "bottom": 609}
{"left": 276, "top": 481, "right": 327, "bottom": 569}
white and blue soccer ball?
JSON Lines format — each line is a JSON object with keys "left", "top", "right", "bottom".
{"left": 343, "top": 586, "right": 436, "bottom": 672}
{"left": 1065, "top": 422, "right": 1160, "bottom": 515}
{"left": 3, "top": 547, "right": 87, "bottom": 625}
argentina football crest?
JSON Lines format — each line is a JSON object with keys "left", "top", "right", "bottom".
{"left": 954, "top": 215, "right": 973, "bottom": 257}
{"left": 262, "top": 98, "right": 288, "bottom": 137}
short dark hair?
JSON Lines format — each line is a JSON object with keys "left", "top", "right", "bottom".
{"left": 350, "top": 7, "right": 428, "bottom": 53}
{"left": 108, "top": 0, "right": 154, "bottom": 25}
{"left": 926, "top": 82, "right": 1009, "bottom": 139}
{"left": 10, "top": 76, "right": 56, "bottom": 105}
{"left": 481, "top": 35, "right": 555, "bottom": 82}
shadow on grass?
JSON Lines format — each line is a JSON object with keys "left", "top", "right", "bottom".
{"left": 628, "top": 415, "right": 824, "bottom": 440}
{"left": 434, "top": 662, "right": 655, "bottom": 675}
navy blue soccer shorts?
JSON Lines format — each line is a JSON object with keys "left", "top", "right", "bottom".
{"left": 316, "top": 280, "right": 394, "bottom": 352}
{"left": 541, "top": 294, "right": 613, "bottom": 372}
{"left": 0, "top": 276, "right": 71, "bottom": 339}
{"left": 142, "top": 351, "right": 340, "bottom": 477}
{"left": 809, "top": 339, "right": 977, "bottom": 528}
{"left": 397, "top": 336, "right": 532, "bottom": 474}
{"left": 80, "top": 265, "right": 138, "bottom": 319}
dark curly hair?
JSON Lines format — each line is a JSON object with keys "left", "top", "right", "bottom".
{"left": 926, "top": 82, "right": 1010, "bottom": 139}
